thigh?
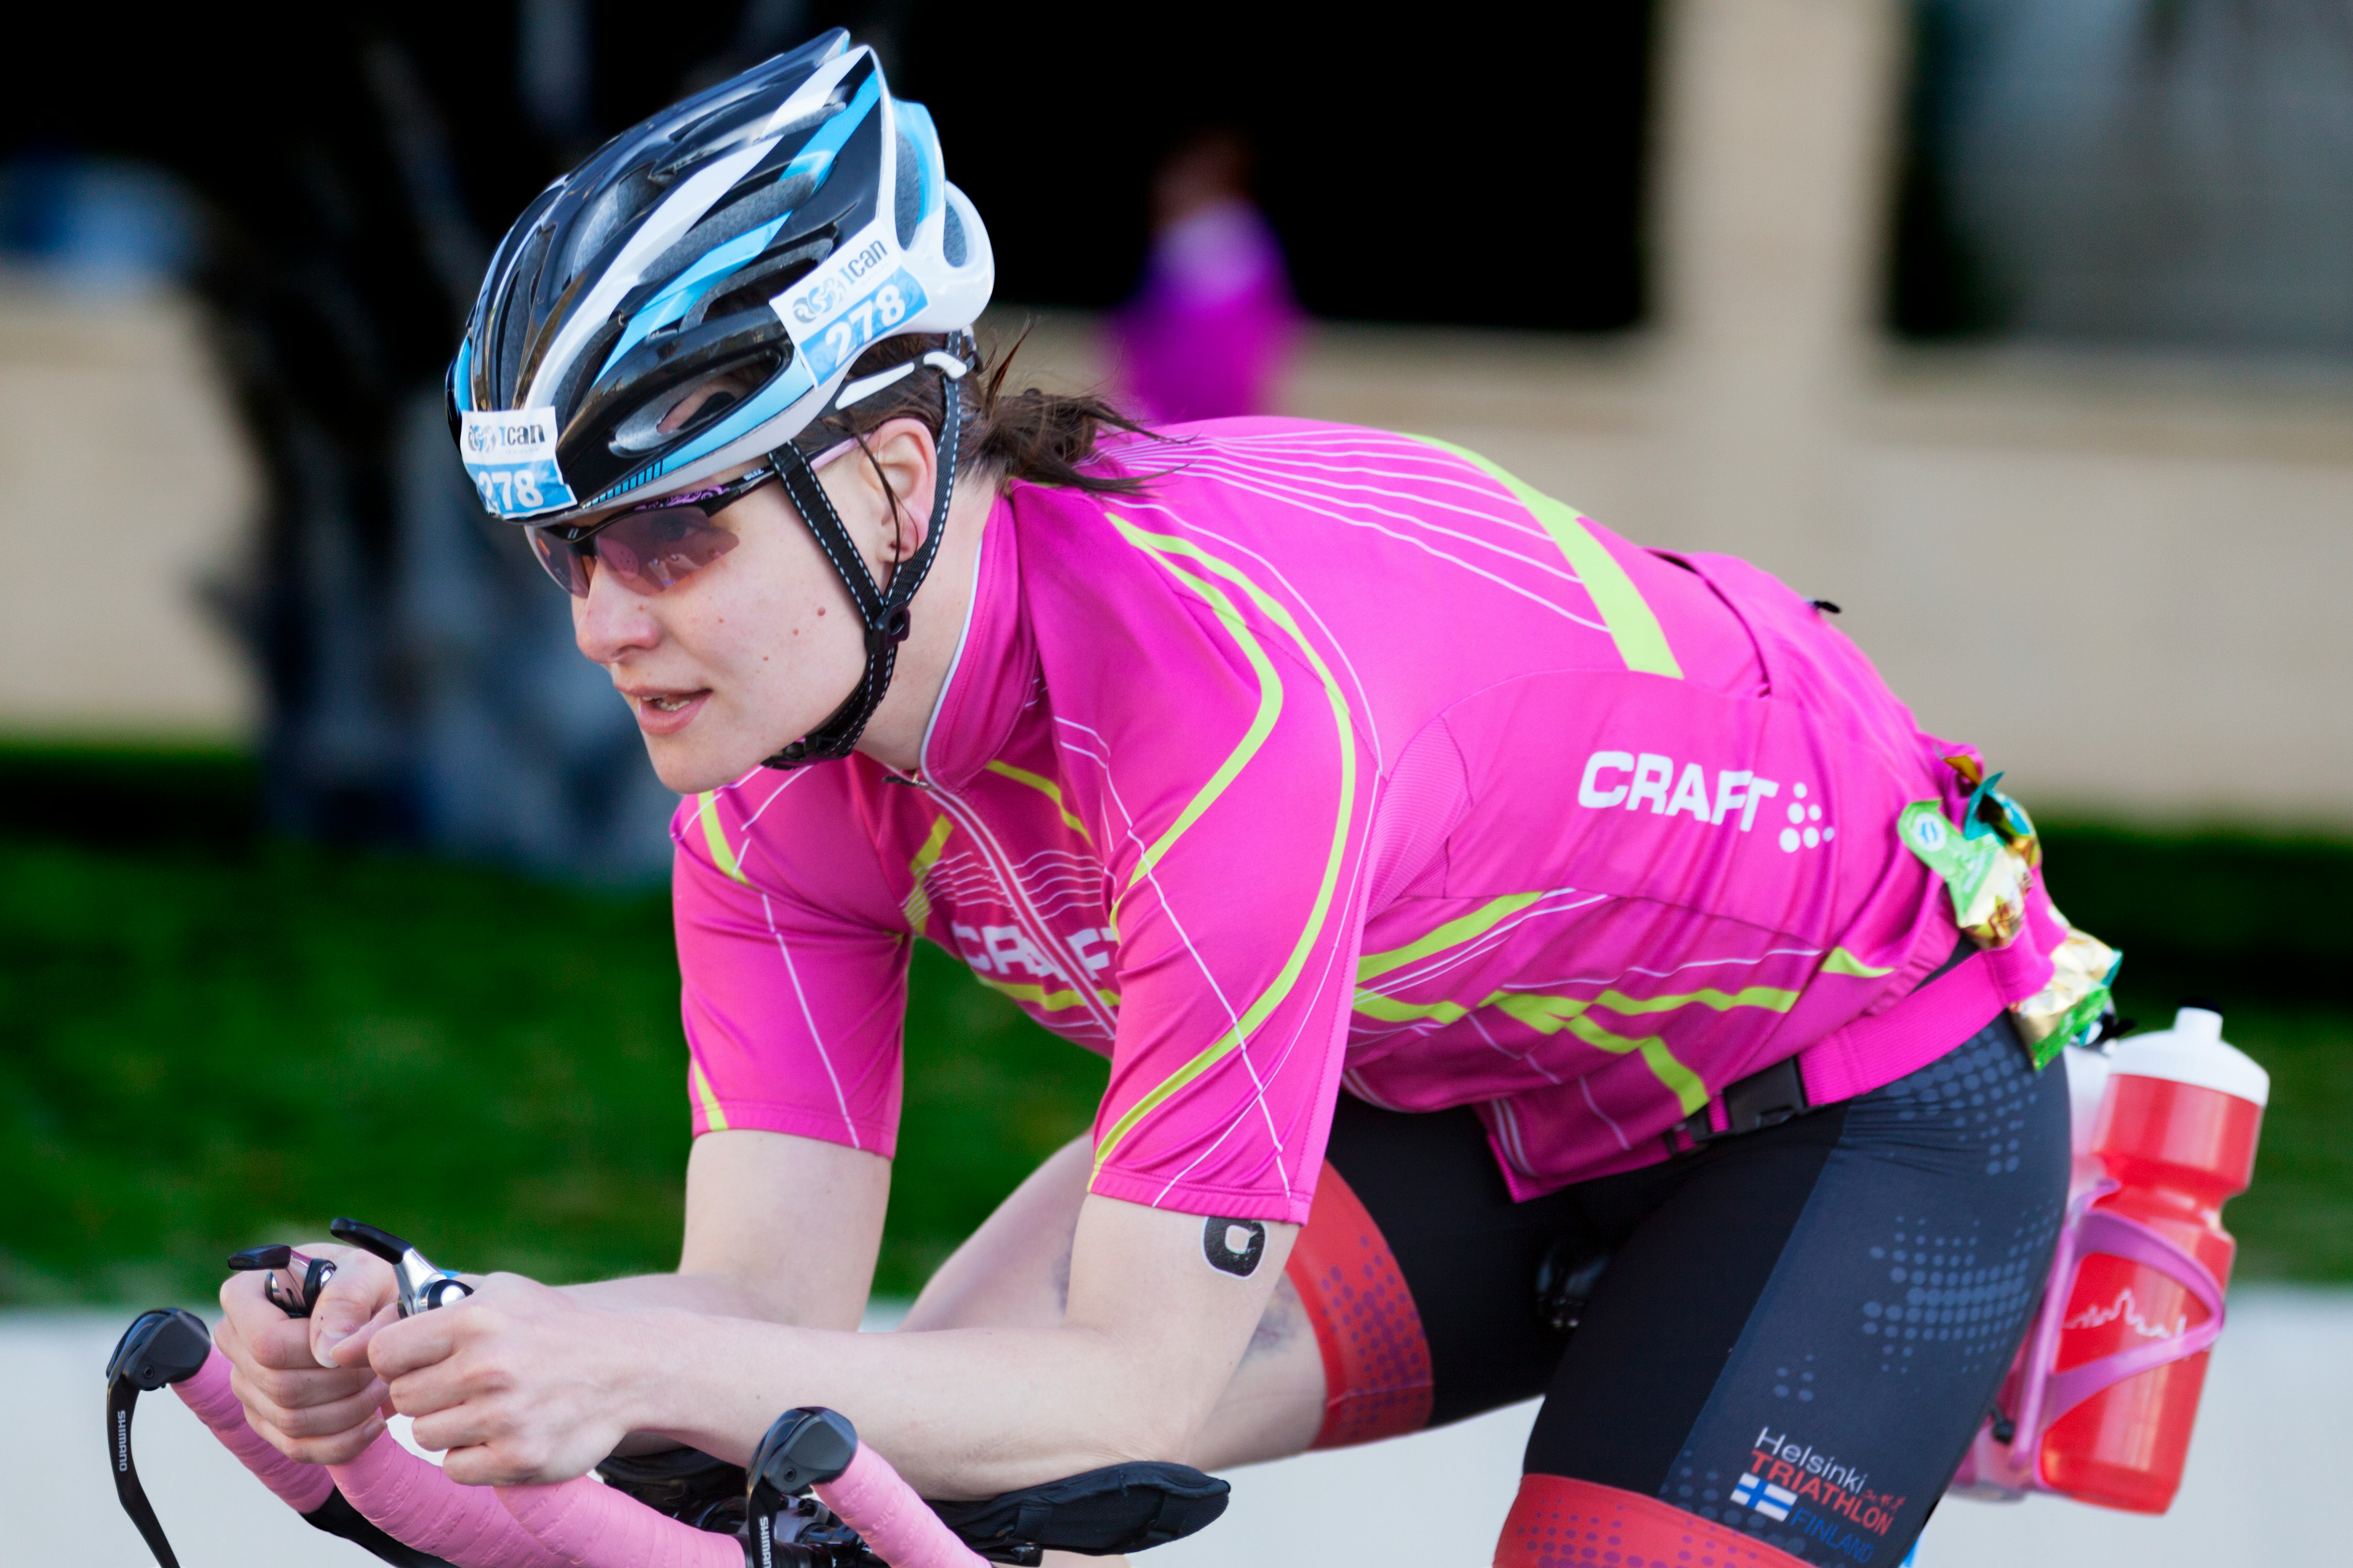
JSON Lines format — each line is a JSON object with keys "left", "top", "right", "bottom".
{"left": 1324, "top": 1096, "right": 1604, "bottom": 1426}
{"left": 901, "top": 1134, "right": 1095, "bottom": 1334}
{"left": 1524, "top": 1015, "right": 2070, "bottom": 1564}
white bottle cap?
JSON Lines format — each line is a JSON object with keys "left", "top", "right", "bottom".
{"left": 2109, "top": 1007, "right": 2271, "bottom": 1108}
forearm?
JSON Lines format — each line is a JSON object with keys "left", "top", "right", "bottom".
{"left": 624, "top": 1314, "right": 1199, "bottom": 1498}
{"left": 559, "top": 1270, "right": 778, "bottom": 1320}
{"left": 546, "top": 1131, "right": 887, "bottom": 1331}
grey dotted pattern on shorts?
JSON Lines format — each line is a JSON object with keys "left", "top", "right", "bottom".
{"left": 1855, "top": 1030, "right": 2059, "bottom": 1379}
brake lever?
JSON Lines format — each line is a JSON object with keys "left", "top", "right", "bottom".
{"left": 228, "top": 1243, "right": 338, "bottom": 1318}
{"left": 329, "top": 1219, "right": 474, "bottom": 1316}
{"left": 106, "top": 1309, "right": 215, "bottom": 1568}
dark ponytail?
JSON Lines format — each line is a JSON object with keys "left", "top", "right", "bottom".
{"left": 794, "top": 327, "right": 1156, "bottom": 496}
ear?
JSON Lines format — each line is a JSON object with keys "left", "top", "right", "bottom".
{"left": 830, "top": 417, "right": 941, "bottom": 571}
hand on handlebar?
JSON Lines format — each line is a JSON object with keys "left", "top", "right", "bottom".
{"left": 368, "top": 1271, "right": 643, "bottom": 1488}
{"left": 214, "top": 1240, "right": 399, "bottom": 1465}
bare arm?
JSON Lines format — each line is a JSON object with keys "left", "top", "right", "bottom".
{"left": 372, "top": 1192, "right": 1297, "bottom": 1498}
{"left": 563, "top": 1130, "right": 889, "bottom": 1326}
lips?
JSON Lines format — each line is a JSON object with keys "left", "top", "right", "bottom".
{"left": 622, "top": 687, "right": 709, "bottom": 736}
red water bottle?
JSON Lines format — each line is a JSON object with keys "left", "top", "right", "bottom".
{"left": 2037, "top": 1006, "right": 2268, "bottom": 1511}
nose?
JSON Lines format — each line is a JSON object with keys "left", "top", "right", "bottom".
{"left": 571, "top": 559, "right": 663, "bottom": 664}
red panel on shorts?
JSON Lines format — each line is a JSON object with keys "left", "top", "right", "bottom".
{"left": 1283, "top": 1161, "right": 1434, "bottom": 1448}
{"left": 1495, "top": 1475, "right": 1808, "bottom": 1568}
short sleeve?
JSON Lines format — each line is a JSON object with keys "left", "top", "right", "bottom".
{"left": 1073, "top": 556, "right": 1377, "bottom": 1225}
{"left": 672, "top": 766, "right": 910, "bottom": 1155}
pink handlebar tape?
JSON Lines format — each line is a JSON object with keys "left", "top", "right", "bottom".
{"left": 497, "top": 1477, "right": 741, "bottom": 1568}
{"left": 329, "top": 1432, "right": 574, "bottom": 1568}
{"left": 172, "top": 1349, "right": 336, "bottom": 1514}
{"left": 175, "top": 1338, "right": 976, "bottom": 1568}
{"left": 494, "top": 1437, "right": 992, "bottom": 1568}
{"left": 814, "top": 1446, "right": 988, "bottom": 1568}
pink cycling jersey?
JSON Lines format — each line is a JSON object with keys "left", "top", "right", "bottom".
{"left": 672, "top": 419, "right": 1990, "bottom": 1223}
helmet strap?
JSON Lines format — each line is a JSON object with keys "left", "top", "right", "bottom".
{"left": 762, "top": 334, "right": 969, "bottom": 769}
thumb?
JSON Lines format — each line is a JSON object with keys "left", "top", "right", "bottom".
{"left": 311, "top": 1258, "right": 396, "bottom": 1366}
{"left": 328, "top": 1302, "right": 401, "bottom": 1369}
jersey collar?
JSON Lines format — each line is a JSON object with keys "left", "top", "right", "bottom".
{"left": 916, "top": 490, "right": 1034, "bottom": 792}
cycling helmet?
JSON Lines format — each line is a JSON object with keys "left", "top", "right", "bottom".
{"left": 447, "top": 29, "right": 996, "bottom": 766}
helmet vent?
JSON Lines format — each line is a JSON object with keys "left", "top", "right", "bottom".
{"left": 607, "top": 347, "right": 788, "bottom": 454}
{"left": 894, "top": 129, "right": 921, "bottom": 250}
{"left": 942, "top": 201, "right": 967, "bottom": 267}
{"left": 645, "top": 170, "right": 821, "bottom": 285}
{"left": 693, "top": 237, "right": 834, "bottom": 326}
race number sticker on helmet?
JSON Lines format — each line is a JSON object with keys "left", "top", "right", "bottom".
{"left": 459, "top": 409, "right": 578, "bottom": 519}
{"left": 774, "top": 248, "right": 931, "bottom": 383}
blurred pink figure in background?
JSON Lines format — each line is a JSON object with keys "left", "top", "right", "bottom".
{"left": 1110, "top": 128, "right": 1300, "bottom": 421}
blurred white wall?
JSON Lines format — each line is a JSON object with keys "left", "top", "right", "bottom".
{"left": 6, "top": 0, "right": 2349, "bottom": 826}
{"left": 1005, "top": 0, "right": 2353, "bottom": 828}
{"left": 0, "top": 275, "right": 259, "bottom": 739}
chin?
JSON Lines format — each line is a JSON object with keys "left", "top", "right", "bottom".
{"left": 643, "top": 734, "right": 768, "bottom": 796}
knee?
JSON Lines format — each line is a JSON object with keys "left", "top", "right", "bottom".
{"left": 1494, "top": 1475, "right": 1810, "bottom": 1568}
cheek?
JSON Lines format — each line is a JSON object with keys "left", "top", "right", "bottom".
{"left": 673, "top": 546, "right": 853, "bottom": 679}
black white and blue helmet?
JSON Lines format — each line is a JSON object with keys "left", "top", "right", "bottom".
{"left": 448, "top": 29, "right": 994, "bottom": 525}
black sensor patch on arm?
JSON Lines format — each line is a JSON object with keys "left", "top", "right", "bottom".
{"left": 1202, "top": 1217, "right": 1266, "bottom": 1277}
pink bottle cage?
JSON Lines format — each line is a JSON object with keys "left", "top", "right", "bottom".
{"left": 1955, "top": 1182, "right": 2226, "bottom": 1495}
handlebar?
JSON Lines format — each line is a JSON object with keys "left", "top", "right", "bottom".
{"left": 115, "top": 1219, "right": 1221, "bottom": 1567}
{"left": 114, "top": 1224, "right": 990, "bottom": 1568}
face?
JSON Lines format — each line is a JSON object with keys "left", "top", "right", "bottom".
{"left": 567, "top": 369, "right": 947, "bottom": 792}
{"left": 570, "top": 461, "right": 871, "bottom": 794}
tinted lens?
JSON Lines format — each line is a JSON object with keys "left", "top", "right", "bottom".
{"left": 528, "top": 527, "right": 592, "bottom": 597}
{"left": 593, "top": 505, "right": 740, "bottom": 594}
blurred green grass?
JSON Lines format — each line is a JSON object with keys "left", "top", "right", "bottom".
{"left": 0, "top": 746, "right": 2344, "bottom": 1304}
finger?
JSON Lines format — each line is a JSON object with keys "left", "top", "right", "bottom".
{"left": 406, "top": 1405, "right": 492, "bottom": 1461}
{"left": 309, "top": 1250, "right": 399, "bottom": 1365}
{"left": 365, "top": 1311, "right": 457, "bottom": 1383}
{"left": 328, "top": 1301, "right": 401, "bottom": 1368}
{"left": 382, "top": 1351, "right": 477, "bottom": 1423}
{"left": 251, "top": 1401, "right": 388, "bottom": 1467}
{"left": 230, "top": 1353, "right": 377, "bottom": 1417}
{"left": 218, "top": 1272, "right": 327, "bottom": 1372}
{"left": 437, "top": 1434, "right": 545, "bottom": 1488}
{"left": 262, "top": 1377, "right": 392, "bottom": 1442}
{"left": 211, "top": 1301, "right": 247, "bottom": 1362}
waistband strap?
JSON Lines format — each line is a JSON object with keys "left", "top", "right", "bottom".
{"left": 1797, "top": 946, "right": 2007, "bottom": 1106}
{"left": 1666, "top": 946, "right": 2009, "bottom": 1154}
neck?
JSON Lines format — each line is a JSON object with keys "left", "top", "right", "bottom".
{"left": 852, "top": 474, "right": 1000, "bottom": 773}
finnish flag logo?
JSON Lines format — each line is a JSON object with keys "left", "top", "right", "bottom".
{"left": 1731, "top": 1472, "right": 1798, "bottom": 1521}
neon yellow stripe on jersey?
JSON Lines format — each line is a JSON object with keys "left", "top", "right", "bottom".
{"left": 697, "top": 791, "right": 747, "bottom": 884}
{"left": 688, "top": 1053, "right": 729, "bottom": 1132}
{"left": 1412, "top": 436, "right": 1682, "bottom": 680}
{"left": 1093, "top": 520, "right": 1360, "bottom": 1177}
{"left": 902, "top": 814, "right": 954, "bottom": 932}
{"left": 1107, "top": 527, "right": 1287, "bottom": 891}
{"left": 1489, "top": 994, "right": 1710, "bottom": 1114}
{"left": 1352, "top": 982, "right": 1804, "bottom": 1117}
{"left": 984, "top": 760, "right": 1093, "bottom": 845}
{"left": 1352, "top": 983, "right": 1799, "bottom": 1023}
{"left": 1356, "top": 891, "right": 1547, "bottom": 983}
{"left": 1823, "top": 946, "right": 1896, "bottom": 978}
{"left": 979, "top": 975, "right": 1121, "bottom": 1012}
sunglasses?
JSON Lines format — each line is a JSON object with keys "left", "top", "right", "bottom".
{"left": 526, "top": 462, "right": 778, "bottom": 599}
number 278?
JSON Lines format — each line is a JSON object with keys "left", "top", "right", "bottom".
{"left": 474, "top": 467, "right": 545, "bottom": 511}
{"left": 821, "top": 284, "right": 908, "bottom": 369}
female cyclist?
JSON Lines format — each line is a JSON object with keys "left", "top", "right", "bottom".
{"left": 217, "top": 33, "right": 2107, "bottom": 1568}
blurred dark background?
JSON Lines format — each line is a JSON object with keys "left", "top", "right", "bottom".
{"left": 0, "top": 2, "right": 1657, "bottom": 871}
